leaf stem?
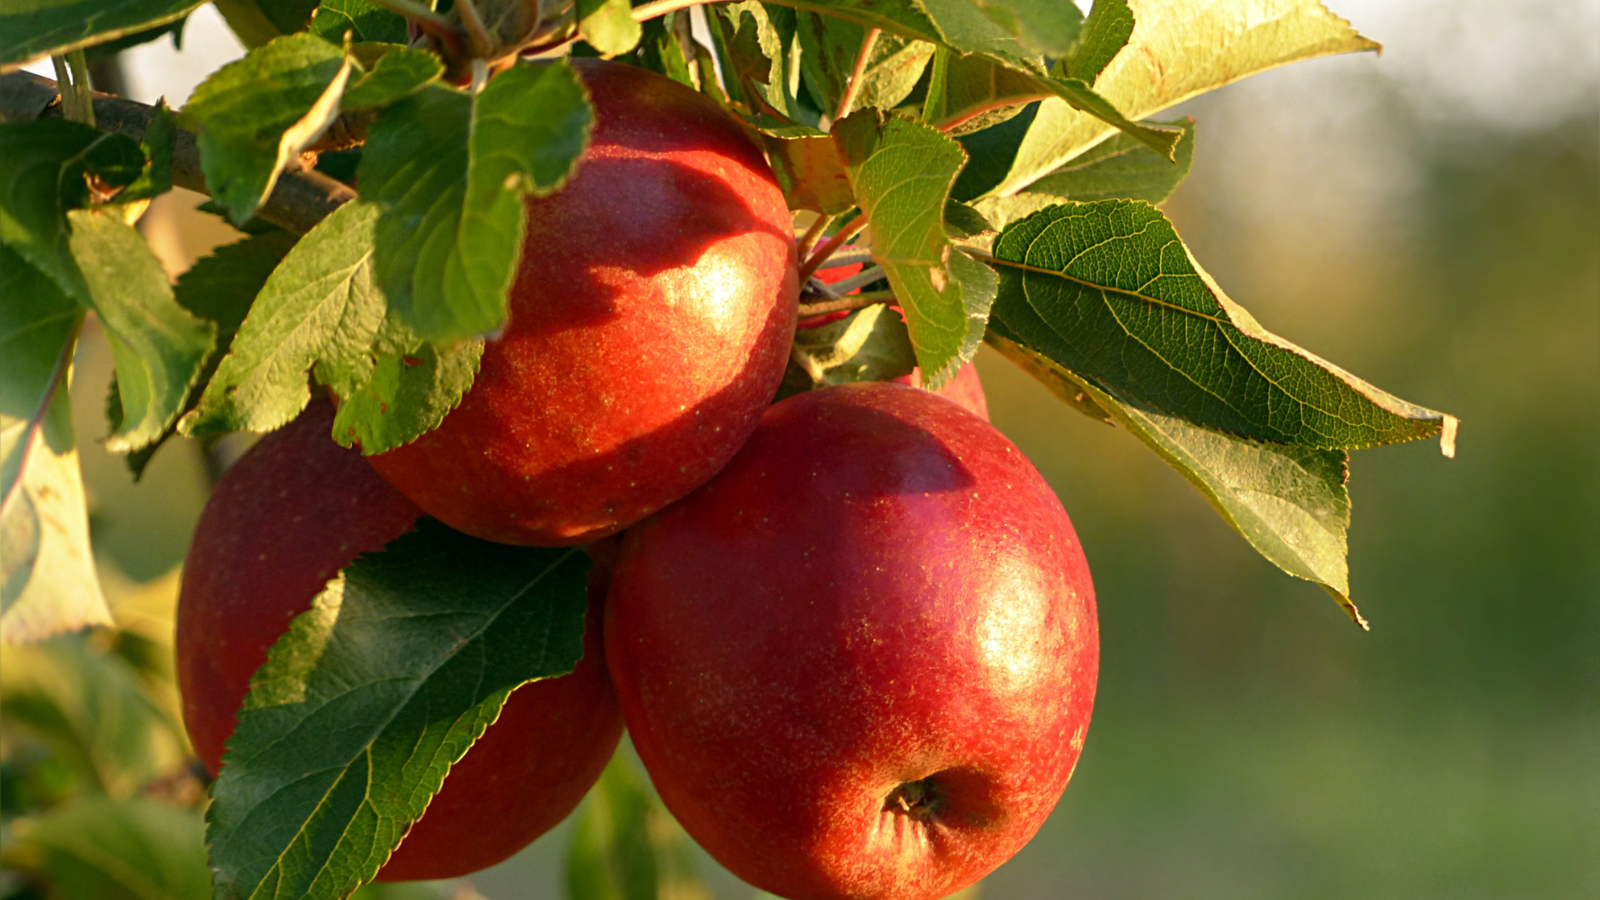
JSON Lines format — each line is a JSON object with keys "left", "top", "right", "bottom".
{"left": 835, "top": 28, "right": 880, "bottom": 122}
{"left": 50, "top": 54, "right": 95, "bottom": 126}
{"left": 797, "top": 291, "right": 895, "bottom": 318}
{"left": 632, "top": 0, "right": 707, "bottom": 23}
{"left": 794, "top": 214, "right": 832, "bottom": 261}
{"left": 365, "top": 0, "right": 457, "bottom": 34}
{"left": 822, "top": 265, "right": 885, "bottom": 296}
{"left": 798, "top": 214, "right": 867, "bottom": 282}
{"left": 455, "top": 0, "right": 497, "bottom": 58}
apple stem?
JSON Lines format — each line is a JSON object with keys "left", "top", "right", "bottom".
{"left": 798, "top": 214, "right": 867, "bottom": 282}
{"left": 835, "top": 28, "right": 881, "bottom": 122}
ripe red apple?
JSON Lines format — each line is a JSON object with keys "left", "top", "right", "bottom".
{"left": 367, "top": 59, "right": 798, "bottom": 547}
{"left": 606, "top": 383, "right": 1097, "bottom": 900}
{"left": 176, "top": 400, "right": 623, "bottom": 880}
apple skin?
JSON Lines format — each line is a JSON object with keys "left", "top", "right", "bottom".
{"left": 176, "top": 400, "right": 623, "bottom": 880}
{"left": 606, "top": 383, "right": 1097, "bottom": 900}
{"left": 367, "top": 59, "right": 798, "bottom": 547}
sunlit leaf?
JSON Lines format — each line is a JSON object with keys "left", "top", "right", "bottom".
{"left": 987, "top": 332, "right": 1365, "bottom": 626}
{"left": 180, "top": 33, "right": 354, "bottom": 223}
{"left": 990, "top": 0, "right": 1380, "bottom": 196}
{"left": 307, "top": 0, "right": 407, "bottom": 45}
{"left": 1063, "top": 0, "right": 1133, "bottom": 83}
{"left": 360, "top": 62, "right": 592, "bottom": 341}
{"left": 834, "top": 110, "right": 997, "bottom": 388}
{"left": 780, "top": 303, "right": 917, "bottom": 400}
{"left": 987, "top": 200, "right": 1457, "bottom": 452}
{"left": 207, "top": 520, "right": 590, "bottom": 900}
{"left": 578, "top": 0, "right": 643, "bottom": 58}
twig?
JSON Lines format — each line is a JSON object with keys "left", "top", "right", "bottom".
{"left": 822, "top": 264, "right": 884, "bottom": 296}
{"left": 797, "top": 291, "right": 895, "bottom": 318}
{"left": 798, "top": 214, "right": 867, "bottom": 282}
{"left": 6, "top": 72, "right": 354, "bottom": 234}
{"left": 835, "top": 28, "right": 880, "bottom": 122}
{"left": 794, "top": 214, "right": 831, "bottom": 261}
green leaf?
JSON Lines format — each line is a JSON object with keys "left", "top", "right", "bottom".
{"left": 923, "top": 49, "right": 1180, "bottom": 158}
{"left": 328, "top": 328, "right": 482, "bottom": 456}
{"left": 212, "top": 0, "right": 290, "bottom": 48}
{"left": 779, "top": 303, "right": 917, "bottom": 400}
{"left": 206, "top": 519, "right": 591, "bottom": 900}
{"left": 306, "top": 0, "right": 408, "bottom": 45}
{"left": 577, "top": 0, "right": 643, "bottom": 59}
{"left": 989, "top": 0, "right": 1380, "bottom": 197}
{"left": 1025, "top": 115, "right": 1194, "bottom": 202}
{"left": 986, "top": 332, "right": 1364, "bottom": 627}
{"left": 794, "top": 14, "right": 931, "bottom": 119}
{"left": 620, "top": 14, "right": 697, "bottom": 89}
{"left": 180, "top": 201, "right": 387, "bottom": 437}
{"left": 968, "top": 0, "right": 1083, "bottom": 56}
{"left": 118, "top": 99, "right": 175, "bottom": 203}
{"left": 564, "top": 753, "right": 709, "bottom": 900}
{"left": 0, "top": 0, "right": 206, "bottom": 70}
{"left": 833, "top": 109, "right": 997, "bottom": 388}
{"left": 1064, "top": 0, "right": 1133, "bottom": 83}
{"left": 0, "top": 249, "right": 109, "bottom": 645}
{"left": 950, "top": 100, "right": 1038, "bottom": 200}
{"left": 0, "top": 798, "right": 211, "bottom": 900}
{"left": 0, "top": 637, "right": 185, "bottom": 793}
{"left": 987, "top": 200, "right": 1457, "bottom": 452}
{"left": 361, "top": 62, "right": 592, "bottom": 342}
{"left": 66, "top": 208, "right": 215, "bottom": 452}
{"left": 340, "top": 46, "right": 443, "bottom": 110}
{"left": 113, "top": 229, "right": 298, "bottom": 479}
{"left": 1, "top": 390, "right": 111, "bottom": 644}
{"left": 181, "top": 33, "right": 354, "bottom": 224}
{"left": 0, "top": 120, "right": 101, "bottom": 296}
{"left": 713, "top": 2, "right": 806, "bottom": 124}
{"left": 0, "top": 246, "right": 79, "bottom": 500}
{"left": 973, "top": 117, "right": 1196, "bottom": 229}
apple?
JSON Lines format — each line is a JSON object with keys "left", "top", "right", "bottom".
{"left": 606, "top": 383, "right": 1097, "bottom": 900}
{"left": 367, "top": 59, "right": 798, "bottom": 547}
{"left": 176, "top": 399, "right": 623, "bottom": 880}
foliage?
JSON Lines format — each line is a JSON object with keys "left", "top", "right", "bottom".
{"left": 0, "top": 0, "right": 1462, "bottom": 897}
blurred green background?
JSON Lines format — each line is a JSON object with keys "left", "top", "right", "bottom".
{"left": 5, "top": 1, "right": 1596, "bottom": 898}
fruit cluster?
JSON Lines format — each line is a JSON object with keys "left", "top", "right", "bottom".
{"left": 177, "top": 61, "right": 1097, "bottom": 900}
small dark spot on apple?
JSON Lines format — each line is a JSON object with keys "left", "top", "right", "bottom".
{"left": 402, "top": 356, "right": 421, "bottom": 366}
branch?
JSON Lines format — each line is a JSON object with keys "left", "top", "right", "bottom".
{"left": 2, "top": 72, "right": 354, "bottom": 235}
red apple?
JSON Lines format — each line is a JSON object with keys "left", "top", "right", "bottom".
{"left": 606, "top": 383, "right": 1097, "bottom": 900}
{"left": 367, "top": 59, "right": 798, "bottom": 547}
{"left": 176, "top": 400, "right": 622, "bottom": 880}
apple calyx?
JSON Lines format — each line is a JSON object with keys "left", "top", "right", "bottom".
{"left": 885, "top": 777, "right": 946, "bottom": 822}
